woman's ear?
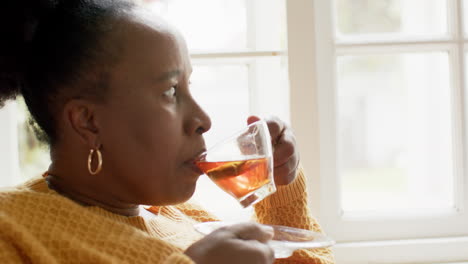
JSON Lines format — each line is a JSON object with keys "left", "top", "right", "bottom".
{"left": 63, "top": 99, "right": 101, "bottom": 148}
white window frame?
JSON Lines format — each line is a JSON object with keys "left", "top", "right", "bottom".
{"left": 287, "top": 0, "right": 468, "bottom": 263}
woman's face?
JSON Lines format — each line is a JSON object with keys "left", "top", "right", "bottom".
{"left": 95, "top": 15, "right": 211, "bottom": 206}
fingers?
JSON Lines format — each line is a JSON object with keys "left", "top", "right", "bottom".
{"left": 273, "top": 128, "right": 299, "bottom": 185}
{"left": 272, "top": 129, "right": 296, "bottom": 165}
{"left": 274, "top": 156, "right": 299, "bottom": 185}
{"left": 247, "top": 115, "right": 285, "bottom": 145}
{"left": 234, "top": 240, "right": 275, "bottom": 264}
{"left": 246, "top": 115, "right": 299, "bottom": 186}
{"left": 224, "top": 222, "right": 274, "bottom": 243}
{"left": 265, "top": 116, "right": 286, "bottom": 146}
{"left": 226, "top": 223, "right": 275, "bottom": 263}
{"left": 267, "top": 118, "right": 298, "bottom": 185}
{"left": 186, "top": 222, "right": 275, "bottom": 264}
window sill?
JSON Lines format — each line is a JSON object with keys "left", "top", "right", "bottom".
{"left": 333, "top": 236, "right": 468, "bottom": 264}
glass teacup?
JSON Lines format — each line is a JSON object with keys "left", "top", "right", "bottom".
{"left": 193, "top": 120, "right": 336, "bottom": 258}
{"left": 195, "top": 120, "right": 276, "bottom": 207}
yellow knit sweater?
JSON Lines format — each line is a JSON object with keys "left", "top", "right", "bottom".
{"left": 0, "top": 170, "right": 334, "bottom": 264}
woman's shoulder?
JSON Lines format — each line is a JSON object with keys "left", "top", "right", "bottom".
{"left": 1, "top": 176, "right": 43, "bottom": 192}
{"left": 0, "top": 176, "right": 51, "bottom": 197}
{"left": 0, "top": 177, "right": 62, "bottom": 219}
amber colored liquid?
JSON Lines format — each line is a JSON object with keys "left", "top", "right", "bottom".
{"left": 196, "top": 157, "right": 271, "bottom": 199}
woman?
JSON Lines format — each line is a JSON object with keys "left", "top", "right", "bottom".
{"left": 0, "top": 0, "right": 334, "bottom": 263}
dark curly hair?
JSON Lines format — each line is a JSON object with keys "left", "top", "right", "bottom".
{"left": 0, "top": 0, "right": 134, "bottom": 145}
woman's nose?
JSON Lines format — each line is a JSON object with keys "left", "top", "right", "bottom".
{"left": 185, "top": 98, "right": 211, "bottom": 136}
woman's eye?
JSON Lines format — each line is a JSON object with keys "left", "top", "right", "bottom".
{"left": 163, "top": 86, "right": 177, "bottom": 98}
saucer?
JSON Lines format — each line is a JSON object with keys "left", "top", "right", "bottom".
{"left": 194, "top": 221, "right": 335, "bottom": 258}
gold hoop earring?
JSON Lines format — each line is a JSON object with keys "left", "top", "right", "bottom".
{"left": 88, "top": 148, "right": 102, "bottom": 175}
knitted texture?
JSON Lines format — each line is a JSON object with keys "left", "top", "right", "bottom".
{"left": 255, "top": 169, "right": 335, "bottom": 264}
{"left": 0, "top": 169, "right": 334, "bottom": 263}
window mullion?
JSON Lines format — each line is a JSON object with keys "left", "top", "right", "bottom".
{"left": 336, "top": 42, "right": 456, "bottom": 55}
{"left": 336, "top": 36, "right": 454, "bottom": 47}
{"left": 456, "top": 0, "right": 468, "bottom": 214}
{"left": 190, "top": 50, "right": 286, "bottom": 59}
{"left": 452, "top": 0, "right": 468, "bottom": 216}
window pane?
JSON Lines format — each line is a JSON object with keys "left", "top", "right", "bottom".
{"left": 337, "top": 52, "right": 454, "bottom": 213}
{"left": 143, "top": 0, "right": 247, "bottom": 51}
{"left": 335, "top": 0, "right": 448, "bottom": 38}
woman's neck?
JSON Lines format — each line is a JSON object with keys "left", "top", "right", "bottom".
{"left": 44, "top": 170, "right": 140, "bottom": 217}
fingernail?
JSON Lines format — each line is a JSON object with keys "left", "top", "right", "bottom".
{"left": 262, "top": 225, "right": 275, "bottom": 236}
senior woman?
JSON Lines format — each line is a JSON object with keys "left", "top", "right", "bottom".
{"left": 0, "top": 0, "right": 334, "bottom": 263}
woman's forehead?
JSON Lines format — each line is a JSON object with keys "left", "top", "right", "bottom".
{"left": 124, "top": 7, "right": 187, "bottom": 45}
{"left": 107, "top": 13, "right": 191, "bottom": 85}
{"left": 118, "top": 11, "right": 186, "bottom": 56}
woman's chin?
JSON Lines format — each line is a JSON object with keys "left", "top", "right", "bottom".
{"left": 176, "top": 184, "right": 197, "bottom": 203}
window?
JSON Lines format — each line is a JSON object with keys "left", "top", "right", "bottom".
{"left": 289, "top": 0, "right": 468, "bottom": 262}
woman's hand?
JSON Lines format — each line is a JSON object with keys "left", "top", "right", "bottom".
{"left": 185, "top": 222, "right": 275, "bottom": 264}
{"left": 247, "top": 116, "right": 300, "bottom": 186}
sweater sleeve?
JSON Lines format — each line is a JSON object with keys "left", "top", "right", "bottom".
{"left": 253, "top": 167, "right": 335, "bottom": 264}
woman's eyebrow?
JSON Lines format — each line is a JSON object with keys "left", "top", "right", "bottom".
{"left": 155, "top": 70, "right": 181, "bottom": 82}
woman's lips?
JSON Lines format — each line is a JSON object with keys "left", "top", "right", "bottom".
{"left": 186, "top": 160, "right": 204, "bottom": 175}
{"left": 185, "top": 155, "right": 203, "bottom": 175}
{"left": 185, "top": 149, "right": 206, "bottom": 175}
